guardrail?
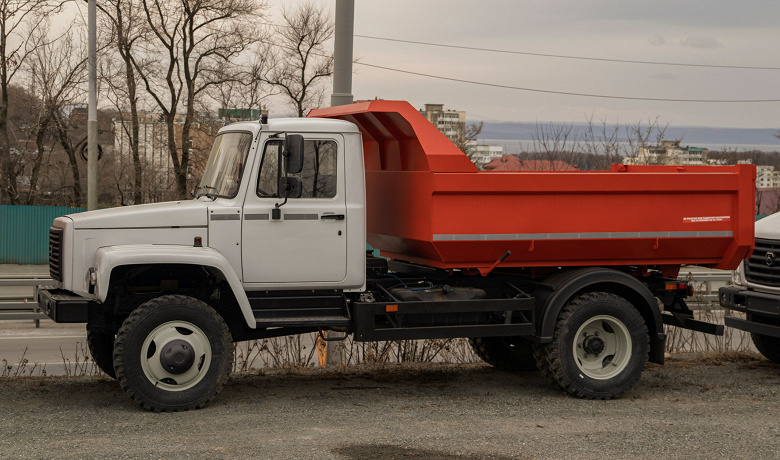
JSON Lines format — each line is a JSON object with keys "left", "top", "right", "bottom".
{"left": 677, "top": 269, "right": 732, "bottom": 309}
{"left": 0, "top": 276, "right": 52, "bottom": 325}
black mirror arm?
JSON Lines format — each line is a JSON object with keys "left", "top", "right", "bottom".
{"left": 272, "top": 198, "right": 287, "bottom": 220}
{"left": 273, "top": 135, "right": 288, "bottom": 220}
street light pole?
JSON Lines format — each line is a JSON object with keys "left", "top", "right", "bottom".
{"left": 322, "top": 0, "right": 355, "bottom": 366}
{"left": 330, "top": 0, "right": 354, "bottom": 107}
{"left": 87, "top": 0, "right": 98, "bottom": 210}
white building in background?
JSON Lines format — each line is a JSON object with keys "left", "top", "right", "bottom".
{"left": 757, "top": 165, "right": 780, "bottom": 189}
{"left": 469, "top": 142, "right": 504, "bottom": 168}
{"left": 419, "top": 103, "right": 466, "bottom": 143}
{"left": 113, "top": 112, "right": 174, "bottom": 180}
{"left": 419, "top": 103, "right": 504, "bottom": 169}
{"left": 625, "top": 140, "right": 708, "bottom": 166}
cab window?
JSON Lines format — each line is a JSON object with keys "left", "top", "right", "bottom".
{"left": 257, "top": 139, "right": 337, "bottom": 198}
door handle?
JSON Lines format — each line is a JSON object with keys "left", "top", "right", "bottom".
{"left": 320, "top": 214, "right": 345, "bottom": 220}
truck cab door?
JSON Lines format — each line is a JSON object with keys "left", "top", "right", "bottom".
{"left": 241, "top": 134, "right": 347, "bottom": 285}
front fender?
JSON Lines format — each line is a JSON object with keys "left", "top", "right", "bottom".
{"left": 94, "top": 245, "right": 255, "bottom": 328}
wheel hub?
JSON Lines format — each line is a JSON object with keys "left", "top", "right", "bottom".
{"left": 159, "top": 339, "right": 195, "bottom": 375}
{"left": 582, "top": 335, "right": 605, "bottom": 355}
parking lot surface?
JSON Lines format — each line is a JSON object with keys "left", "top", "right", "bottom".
{"left": 1, "top": 354, "right": 778, "bottom": 459}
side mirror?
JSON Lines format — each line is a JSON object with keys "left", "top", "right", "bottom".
{"left": 278, "top": 176, "right": 302, "bottom": 199}
{"left": 283, "top": 134, "right": 304, "bottom": 174}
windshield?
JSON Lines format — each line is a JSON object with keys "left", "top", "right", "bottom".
{"left": 197, "top": 132, "right": 253, "bottom": 198}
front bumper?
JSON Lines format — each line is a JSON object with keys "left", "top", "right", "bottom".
{"left": 719, "top": 285, "right": 780, "bottom": 337}
{"left": 37, "top": 287, "right": 92, "bottom": 323}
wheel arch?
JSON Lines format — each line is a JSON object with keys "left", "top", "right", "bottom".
{"left": 534, "top": 267, "right": 665, "bottom": 364}
{"left": 94, "top": 245, "right": 255, "bottom": 331}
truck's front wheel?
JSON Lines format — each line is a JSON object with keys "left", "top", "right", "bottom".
{"left": 539, "top": 292, "right": 648, "bottom": 399}
{"left": 87, "top": 329, "right": 116, "bottom": 379}
{"left": 751, "top": 333, "right": 780, "bottom": 363}
{"left": 113, "top": 295, "right": 233, "bottom": 412}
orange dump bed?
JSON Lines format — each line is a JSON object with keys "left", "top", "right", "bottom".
{"left": 309, "top": 101, "right": 755, "bottom": 271}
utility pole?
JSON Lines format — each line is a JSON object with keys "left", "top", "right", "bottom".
{"left": 322, "top": 0, "right": 355, "bottom": 367}
{"left": 87, "top": 0, "right": 98, "bottom": 210}
{"left": 330, "top": 0, "right": 354, "bottom": 107}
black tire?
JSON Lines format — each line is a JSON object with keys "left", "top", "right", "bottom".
{"left": 539, "top": 292, "right": 649, "bottom": 399}
{"left": 87, "top": 328, "right": 116, "bottom": 379}
{"left": 113, "top": 295, "right": 234, "bottom": 412}
{"left": 751, "top": 333, "right": 780, "bottom": 364}
{"left": 469, "top": 336, "right": 537, "bottom": 371}
{"left": 532, "top": 342, "right": 554, "bottom": 382}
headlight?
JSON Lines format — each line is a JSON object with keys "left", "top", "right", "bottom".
{"left": 731, "top": 262, "right": 744, "bottom": 286}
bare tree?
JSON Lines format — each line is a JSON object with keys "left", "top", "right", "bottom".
{"left": 580, "top": 114, "right": 625, "bottom": 169}
{"left": 0, "top": 2, "right": 58, "bottom": 204}
{"left": 3, "top": 84, "right": 54, "bottom": 204}
{"left": 207, "top": 50, "right": 273, "bottom": 121}
{"left": 98, "top": 0, "right": 151, "bottom": 205}
{"left": 532, "top": 121, "right": 583, "bottom": 170}
{"left": 623, "top": 117, "right": 669, "bottom": 165}
{"left": 263, "top": 1, "right": 333, "bottom": 117}
{"left": 27, "top": 23, "right": 90, "bottom": 206}
{"left": 452, "top": 121, "right": 484, "bottom": 159}
{"left": 134, "top": 0, "right": 265, "bottom": 198}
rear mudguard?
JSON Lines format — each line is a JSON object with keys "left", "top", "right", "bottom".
{"left": 534, "top": 267, "right": 665, "bottom": 364}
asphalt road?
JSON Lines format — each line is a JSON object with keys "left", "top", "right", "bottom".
{"left": 0, "top": 321, "right": 89, "bottom": 376}
{"left": 0, "top": 355, "right": 778, "bottom": 459}
{"left": 0, "top": 265, "right": 89, "bottom": 376}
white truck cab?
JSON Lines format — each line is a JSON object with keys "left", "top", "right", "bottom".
{"left": 39, "top": 118, "right": 370, "bottom": 411}
{"left": 46, "top": 118, "right": 366, "bottom": 329}
{"left": 720, "top": 212, "right": 780, "bottom": 362}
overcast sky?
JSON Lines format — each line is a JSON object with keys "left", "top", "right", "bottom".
{"left": 268, "top": 1, "right": 780, "bottom": 130}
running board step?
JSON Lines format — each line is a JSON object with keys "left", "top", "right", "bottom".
{"left": 253, "top": 315, "right": 351, "bottom": 328}
{"left": 248, "top": 290, "right": 351, "bottom": 328}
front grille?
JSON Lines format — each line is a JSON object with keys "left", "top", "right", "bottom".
{"left": 49, "top": 227, "right": 63, "bottom": 282}
{"left": 744, "top": 238, "right": 780, "bottom": 286}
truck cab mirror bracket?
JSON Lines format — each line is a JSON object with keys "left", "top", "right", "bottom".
{"left": 273, "top": 134, "right": 305, "bottom": 220}
{"left": 283, "top": 134, "right": 304, "bottom": 174}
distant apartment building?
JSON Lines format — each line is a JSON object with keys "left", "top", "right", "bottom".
{"left": 113, "top": 112, "right": 175, "bottom": 185}
{"left": 419, "top": 103, "right": 466, "bottom": 143}
{"left": 469, "top": 143, "right": 504, "bottom": 167}
{"left": 757, "top": 165, "right": 780, "bottom": 189}
{"left": 113, "top": 111, "right": 223, "bottom": 202}
{"left": 419, "top": 103, "right": 506, "bottom": 169}
{"left": 624, "top": 140, "right": 708, "bottom": 166}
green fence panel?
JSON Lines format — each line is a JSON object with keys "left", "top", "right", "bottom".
{"left": 0, "top": 205, "right": 87, "bottom": 264}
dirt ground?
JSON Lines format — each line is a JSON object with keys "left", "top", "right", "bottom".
{"left": 1, "top": 352, "right": 778, "bottom": 460}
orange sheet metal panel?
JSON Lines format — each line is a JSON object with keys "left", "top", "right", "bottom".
{"left": 309, "top": 102, "right": 755, "bottom": 271}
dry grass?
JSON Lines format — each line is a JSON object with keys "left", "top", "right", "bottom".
{"left": 1, "top": 348, "right": 45, "bottom": 377}
{"left": 233, "top": 335, "right": 480, "bottom": 372}
{"left": 0, "top": 312, "right": 763, "bottom": 378}
{"left": 664, "top": 310, "right": 754, "bottom": 354}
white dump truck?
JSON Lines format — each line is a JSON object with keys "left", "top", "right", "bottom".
{"left": 39, "top": 101, "right": 754, "bottom": 411}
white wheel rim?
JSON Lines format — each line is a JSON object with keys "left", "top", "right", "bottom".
{"left": 139, "top": 321, "right": 212, "bottom": 391}
{"left": 573, "top": 315, "right": 632, "bottom": 380}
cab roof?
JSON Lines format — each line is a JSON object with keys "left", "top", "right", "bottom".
{"left": 219, "top": 117, "right": 360, "bottom": 135}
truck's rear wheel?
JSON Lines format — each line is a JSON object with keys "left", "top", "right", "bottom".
{"left": 469, "top": 336, "right": 537, "bottom": 371}
{"left": 540, "top": 292, "right": 648, "bottom": 399}
{"left": 87, "top": 328, "right": 116, "bottom": 379}
{"left": 113, "top": 295, "right": 233, "bottom": 412}
{"left": 751, "top": 333, "right": 780, "bottom": 363}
